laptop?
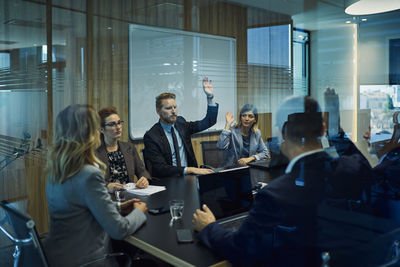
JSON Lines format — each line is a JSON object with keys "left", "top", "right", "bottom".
{"left": 196, "top": 166, "right": 254, "bottom": 230}
{"left": 248, "top": 154, "right": 289, "bottom": 170}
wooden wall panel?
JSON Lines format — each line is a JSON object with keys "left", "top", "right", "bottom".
{"left": 2, "top": 0, "right": 295, "bottom": 236}
{"left": 88, "top": 1, "right": 248, "bottom": 163}
{"left": 25, "top": 153, "right": 48, "bottom": 234}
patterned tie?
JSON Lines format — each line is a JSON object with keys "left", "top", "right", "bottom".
{"left": 171, "top": 127, "right": 181, "bottom": 167}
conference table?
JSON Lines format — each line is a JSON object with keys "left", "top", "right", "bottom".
{"left": 122, "top": 164, "right": 400, "bottom": 266}
{"left": 124, "top": 175, "right": 226, "bottom": 267}
{"left": 123, "top": 164, "right": 286, "bottom": 266}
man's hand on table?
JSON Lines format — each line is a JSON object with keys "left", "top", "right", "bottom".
{"left": 192, "top": 204, "right": 216, "bottom": 232}
{"left": 186, "top": 167, "right": 214, "bottom": 175}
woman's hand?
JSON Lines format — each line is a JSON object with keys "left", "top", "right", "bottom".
{"left": 225, "top": 112, "right": 234, "bottom": 130}
{"left": 107, "top": 182, "right": 124, "bottom": 193}
{"left": 136, "top": 176, "right": 149, "bottom": 188}
{"left": 237, "top": 156, "right": 255, "bottom": 166}
{"left": 133, "top": 199, "right": 147, "bottom": 213}
{"left": 118, "top": 199, "right": 135, "bottom": 215}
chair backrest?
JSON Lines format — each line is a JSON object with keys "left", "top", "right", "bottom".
{"left": 0, "top": 202, "right": 132, "bottom": 267}
{"left": 0, "top": 200, "right": 48, "bottom": 267}
{"left": 200, "top": 140, "right": 224, "bottom": 168}
{"left": 377, "top": 111, "right": 400, "bottom": 158}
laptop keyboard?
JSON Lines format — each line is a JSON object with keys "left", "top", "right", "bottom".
{"left": 219, "top": 215, "right": 247, "bottom": 231}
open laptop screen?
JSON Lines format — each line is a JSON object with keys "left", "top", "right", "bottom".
{"left": 196, "top": 167, "right": 254, "bottom": 220}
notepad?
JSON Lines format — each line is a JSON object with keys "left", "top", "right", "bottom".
{"left": 124, "top": 183, "right": 166, "bottom": 196}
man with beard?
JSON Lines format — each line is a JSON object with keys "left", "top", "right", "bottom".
{"left": 144, "top": 77, "right": 218, "bottom": 178}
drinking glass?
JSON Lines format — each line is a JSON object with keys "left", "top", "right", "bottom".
{"left": 169, "top": 200, "right": 184, "bottom": 220}
{"left": 114, "top": 188, "right": 126, "bottom": 202}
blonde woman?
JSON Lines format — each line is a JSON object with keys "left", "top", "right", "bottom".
{"left": 217, "top": 104, "right": 270, "bottom": 167}
{"left": 44, "top": 104, "right": 147, "bottom": 267}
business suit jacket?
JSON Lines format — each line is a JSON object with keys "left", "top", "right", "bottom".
{"left": 143, "top": 104, "right": 218, "bottom": 178}
{"left": 217, "top": 127, "right": 269, "bottom": 167}
{"left": 95, "top": 140, "right": 151, "bottom": 183}
{"left": 197, "top": 151, "right": 370, "bottom": 266}
{"left": 44, "top": 165, "right": 146, "bottom": 267}
{"left": 371, "top": 146, "right": 400, "bottom": 220}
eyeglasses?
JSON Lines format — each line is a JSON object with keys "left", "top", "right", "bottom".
{"left": 104, "top": 120, "right": 124, "bottom": 128}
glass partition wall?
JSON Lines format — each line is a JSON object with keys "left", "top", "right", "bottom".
{"left": 1, "top": 0, "right": 400, "bottom": 263}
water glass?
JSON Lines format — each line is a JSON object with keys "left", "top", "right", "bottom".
{"left": 114, "top": 188, "right": 126, "bottom": 202}
{"left": 169, "top": 200, "right": 184, "bottom": 220}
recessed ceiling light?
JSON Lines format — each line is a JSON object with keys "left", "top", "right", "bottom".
{"left": 361, "top": 18, "right": 367, "bottom": 21}
{"left": 345, "top": 0, "right": 400, "bottom": 15}
{"left": 345, "top": 20, "right": 352, "bottom": 24}
{"left": 107, "top": 26, "right": 112, "bottom": 30}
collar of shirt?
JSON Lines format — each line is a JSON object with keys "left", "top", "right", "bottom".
{"left": 285, "top": 148, "right": 324, "bottom": 174}
{"left": 160, "top": 121, "right": 175, "bottom": 132}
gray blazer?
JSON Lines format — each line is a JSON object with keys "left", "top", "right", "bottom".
{"left": 217, "top": 127, "right": 270, "bottom": 167}
{"left": 44, "top": 165, "right": 146, "bottom": 267}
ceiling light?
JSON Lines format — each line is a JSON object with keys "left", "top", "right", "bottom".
{"left": 361, "top": 18, "right": 367, "bottom": 21}
{"left": 345, "top": 0, "right": 400, "bottom": 15}
{"left": 345, "top": 20, "right": 352, "bottom": 24}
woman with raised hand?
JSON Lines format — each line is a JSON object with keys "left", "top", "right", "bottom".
{"left": 44, "top": 104, "right": 147, "bottom": 267}
{"left": 217, "top": 104, "right": 270, "bottom": 167}
{"left": 95, "top": 106, "right": 150, "bottom": 192}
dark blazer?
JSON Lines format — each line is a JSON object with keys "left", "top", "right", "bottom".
{"left": 95, "top": 140, "right": 151, "bottom": 183}
{"left": 197, "top": 151, "right": 371, "bottom": 266}
{"left": 371, "top": 146, "right": 400, "bottom": 220}
{"left": 143, "top": 104, "right": 218, "bottom": 178}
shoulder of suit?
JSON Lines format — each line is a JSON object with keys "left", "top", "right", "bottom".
{"left": 177, "top": 116, "right": 186, "bottom": 123}
{"left": 145, "top": 122, "right": 162, "bottom": 136}
{"left": 81, "top": 164, "right": 103, "bottom": 177}
{"left": 118, "top": 141, "right": 134, "bottom": 151}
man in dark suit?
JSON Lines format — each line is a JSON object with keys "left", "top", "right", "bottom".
{"left": 143, "top": 77, "right": 218, "bottom": 178}
{"left": 192, "top": 96, "right": 369, "bottom": 266}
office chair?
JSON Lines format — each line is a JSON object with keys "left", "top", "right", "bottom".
{"left": 377, "top": 111, "right": 400, "bottom": 159}
{"left": 200, "top": 140, "right": 224, "bottom": 168}
{"left": 0, "top": 201, "right": 131, "bottom": 267}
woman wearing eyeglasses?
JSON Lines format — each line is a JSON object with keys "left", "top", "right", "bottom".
{"left": 95, "top": 106, "right": 150, "bottom": 192}
{"left": 217, "top": 104, "right": 270, "bottom": 167}
{"left": 44, "top": 105, "right": 147, "bottom": 267}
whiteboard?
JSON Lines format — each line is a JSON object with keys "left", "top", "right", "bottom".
{"left": 129, "top": 24, "right": 236, "bottom": 139}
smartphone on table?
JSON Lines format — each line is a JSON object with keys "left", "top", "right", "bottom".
{"left": 148, "top": 205, "right": 170, "bottom": 215}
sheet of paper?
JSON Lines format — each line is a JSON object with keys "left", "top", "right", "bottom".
{"left": 124, "top": 183, "right": 166, "bottom": 196}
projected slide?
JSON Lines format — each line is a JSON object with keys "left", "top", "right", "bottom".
{"left": 129, "top": 24, "right": 236, "bottom": 139}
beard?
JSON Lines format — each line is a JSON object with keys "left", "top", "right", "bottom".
{"left": 168, "top": 115, "right": 177, "bottom": 123}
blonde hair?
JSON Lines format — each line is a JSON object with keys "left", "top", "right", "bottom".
{"left": 46, "top": 104, "right": 106, "bottom": 184}
{"left": 156, "top": 93, "right": 176, "bottom": 110}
